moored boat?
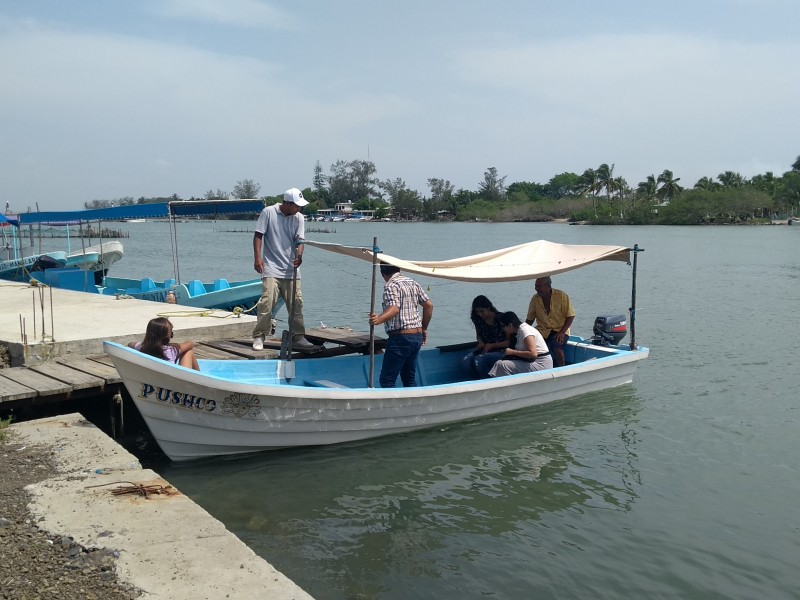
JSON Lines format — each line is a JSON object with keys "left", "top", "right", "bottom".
{"left": 17, "top": 199, "right": 264, "bottom": 309}
{"left": 66, "top": 240, "right": 125, "bottom": 283}
{"left": 105, "top": 337, "right": 648, "bottom": 461}
{"left": 101, "top": 276, "right": 261, "bottom": 312}
{"left": 106, "top": 239, "right": 649, "bottom": 461}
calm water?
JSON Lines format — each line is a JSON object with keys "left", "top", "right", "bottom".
{"left": 43, "top": 221, "right": 800, "bottom": 598}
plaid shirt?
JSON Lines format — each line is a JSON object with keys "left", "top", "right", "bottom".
{"left": 382, "top": 273, "right": 429, "bottom": 333}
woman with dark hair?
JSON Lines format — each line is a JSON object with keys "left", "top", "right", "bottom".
{"left": 128, "top": 317, "right": 200, "bottom": 370}
{"left": 463, "top": 295, "right": 508, "bottom": 378}
{"left": 488, "top": 311, "right": 553, "bottom": 377}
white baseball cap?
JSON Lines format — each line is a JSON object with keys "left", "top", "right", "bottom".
{"left": 283, "top": 187, "right": 309, "bottom": 207}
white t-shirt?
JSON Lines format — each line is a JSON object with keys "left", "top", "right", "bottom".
{"left": 515, "top": 322, "right": 549, "bottom": 356}
{"left": 255, "top": 204, "right": 305, "bottom": 279}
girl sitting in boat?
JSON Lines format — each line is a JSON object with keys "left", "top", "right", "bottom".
{"left": 128, "top": 317, "right": 199, "bottom": 370}
{"left": 463, "top": 295, "right": 508, "bottom": 378}
{"left": 488, "top": 311, "right": 553, "bottom": 377}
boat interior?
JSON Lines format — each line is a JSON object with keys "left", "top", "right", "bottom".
{"left": 192, "top": 338, "right": 630, "bottom": 389}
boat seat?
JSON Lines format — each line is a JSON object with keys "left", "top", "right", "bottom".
{"left": 186, "top": 280, "right": 206, "bottom": 297}
{"left": 305, "top": 379, "right": 349, "bottom": 388}
{"left": 213, "top": 278, "right": 231, "bottom": 291}
{"left": 163, "top": 278, "right": 176, "bottom": 288}
{"left": 140, "top": 278, "right": 157, "bottom": 292}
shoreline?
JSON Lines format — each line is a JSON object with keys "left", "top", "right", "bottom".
{"left": 2, "top": 414, "right": 314, "bottom": 600}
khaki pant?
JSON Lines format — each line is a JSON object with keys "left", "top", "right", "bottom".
{"left": 252, "top": 277, "right": 306, "bottom": 341}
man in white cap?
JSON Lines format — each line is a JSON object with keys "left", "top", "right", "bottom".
{"left": 251, "top": 187, "right": 322, "bottom": 352}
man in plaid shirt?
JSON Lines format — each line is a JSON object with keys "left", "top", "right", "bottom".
{"left": 369, "top": 264, "right": 434, "bottom": 387}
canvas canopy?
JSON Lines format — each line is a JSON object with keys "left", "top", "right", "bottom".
{"left": 305, "top": 239, "right": 631, "bottom": 283}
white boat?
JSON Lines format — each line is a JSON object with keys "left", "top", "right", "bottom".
{"left": 105, "top": 240, "right": 649, "bottom": 461}
{"left": 1, "top": 214, "right": 124, "bottom": 283}
{"left": 67, "top": 240, "right": 125, "bottom": 283}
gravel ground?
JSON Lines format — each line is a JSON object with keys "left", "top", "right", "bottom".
{"left": 0, "top": 431, "right": 141, "bottom": 600}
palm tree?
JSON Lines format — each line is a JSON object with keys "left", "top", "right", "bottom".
{"left": 596, "top": 163, "right": 618, "bottom": 204}
{"left": 580, "top": 168, "right": 599, "bottom": 215}
{"left": 614, "top": 176, "right": 629, "bottom": 217}
{"left": 717, "top": 171, "right": 746, "bottom": 188}
{"left": 694, "top": 176, "right": 719, "bottom": 191}
{"left": 637, "top": 175, "right": 657, "bottom": 203}
{"left": 656, "top": 169, "right": 683, "bottom": 204}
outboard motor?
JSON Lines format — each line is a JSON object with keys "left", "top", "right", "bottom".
{"left": 591, "top": 314, "right": 627, "bottom": 346}
{"left": 30, "top": 255, "right": 62, "bottom": 273}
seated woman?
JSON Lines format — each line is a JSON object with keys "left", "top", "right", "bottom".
{"left": 488, "top": 311, "right": 553, "bottom": 377}
{"left": 463, "top": 295, "right": 508, "bottom": 378}
{"left": 128, "top": 317, "right": 199, "bottom": 370}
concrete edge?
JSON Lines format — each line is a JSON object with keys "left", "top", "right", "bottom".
{"left": 11, "top": 414, "right": 314, "bottom": 600}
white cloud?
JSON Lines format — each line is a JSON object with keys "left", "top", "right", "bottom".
{"left": 447, "top": 33, "right": 800, "bottom": 184}
{"left": 0, "top": 21, "right": 415, "bottom": 203}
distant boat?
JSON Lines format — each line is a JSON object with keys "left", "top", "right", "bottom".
{"left": 0, "top": 251, "right": 66, "bottom": 282}
{"left": 18, "top": 199, "right": 266, "bottom": 311}
{"left": 68, "top": 241, "right": 125, "bottom": 283}
{"left": 1, "top": 213, "right": 124, "bottom": 283}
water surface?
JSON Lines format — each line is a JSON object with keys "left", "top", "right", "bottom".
{"left": 42, "top": 221, "right": 800, "bottom": 599}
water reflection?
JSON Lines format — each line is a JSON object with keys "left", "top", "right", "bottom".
{"left": 158, "top": 387, "right": 642, "bottom": 600}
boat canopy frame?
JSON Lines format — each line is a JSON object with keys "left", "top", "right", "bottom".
{"left": 305, "top": 239, "right": 645, "bottom": 355}
{"left": 14, "top": 199, "right": 267, "bottom": 284}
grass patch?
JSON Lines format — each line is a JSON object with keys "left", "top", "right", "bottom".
{"left": 0, "top": 415, "right": 13, "bottom": 442}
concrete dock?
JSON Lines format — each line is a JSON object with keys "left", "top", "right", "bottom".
{"left": 0, "top": 279, "right": 384, "bottom": 599}
{"left": 0, "top": 280, "right": 257, "bottom": 366}
{"left": 11, "top": 414, "right": 314, "bottom": 600}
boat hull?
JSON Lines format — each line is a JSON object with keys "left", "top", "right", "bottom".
{"left": 0, "top": 252, "right": 67, "bottom": 282}
{"left": 102, "top": 276, "right": 261, "bottom": 312}
{"left": 1, "top": 242, "right": 123, "bottom": 284}
{"left": 105, "top": 340, "right": 649, "bottom": 461}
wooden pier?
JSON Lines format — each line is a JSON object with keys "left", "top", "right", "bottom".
{"left": 0, "top": 327, "right": 386, "bottom": 410}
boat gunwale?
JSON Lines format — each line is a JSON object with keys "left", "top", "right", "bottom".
{"left": 104, "top": 340, "right": 649, "bottom": 401}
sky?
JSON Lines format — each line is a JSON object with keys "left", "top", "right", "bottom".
{"left": 1, "top": 0, "right": 799, "bottom": 211}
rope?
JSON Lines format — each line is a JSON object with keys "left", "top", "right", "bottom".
{"left": 85, "top": 480, "right": 174, "bottom": 498}
{"left": 232, "top": 300, "right": 258, "bottom": 316}
{"left": 155, "top": 309, "right": 233, "bottom": 318}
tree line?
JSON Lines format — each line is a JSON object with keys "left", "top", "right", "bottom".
{"left": 84, "top": 155, "right": 800, "bottom": 225}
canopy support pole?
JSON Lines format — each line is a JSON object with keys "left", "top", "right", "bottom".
{"left": 169, "top": 212, "right": 181, "bottom": 284}
{"left": 629, "top": 244, "right": 644, "bottom": 350}
{"left": 282, "top": 233, "right": 301, "bottom": 381}
{"left": 368, "top": 237, "right": 379, "bottom": 388}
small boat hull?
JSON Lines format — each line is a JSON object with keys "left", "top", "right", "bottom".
{"left": 105, "top": 339, "right": 649, "bottom": 461}
{"left": 0, "top": 252, "right": 67, "bottom": 282}
{"left": 102, "top": 277, "right": 261, "bottom": 312}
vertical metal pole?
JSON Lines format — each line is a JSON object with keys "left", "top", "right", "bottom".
{"left": 282, "top": 234, "right": 300, "bottom": 380}
{"left": 629, "top": 244, "right": 643, "bottom": 350}
{"left": 39, "top": 286, "right": 46, "bottom": 340}
{"left": 32, "top": 290, "right": 36, "bottom": 339}
{"left": 287, "top": 239, "right": 298, "bottom": 353}
{"left": 169, "top": 211, "right": 181, "bottom": 284}
{"left": 368, "top": 237, "right": 378, "bottom": 388}
{"left": 50, "top": 284, "right": 55, "bottom": 341}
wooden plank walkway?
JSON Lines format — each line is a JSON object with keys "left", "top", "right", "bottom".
{"left": 0, "top": 327, "right": 386, "bottom": 410}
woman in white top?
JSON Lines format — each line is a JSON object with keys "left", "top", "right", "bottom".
{"left": 488, "top": 311, "right": 554, "bottom": 377}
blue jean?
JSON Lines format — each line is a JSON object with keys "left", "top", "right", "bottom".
{"left": 380, "top": 333, "right": 423, "bottom": 388}
{"left": 463, "top": 350, "right": 505, "bottom": 379}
